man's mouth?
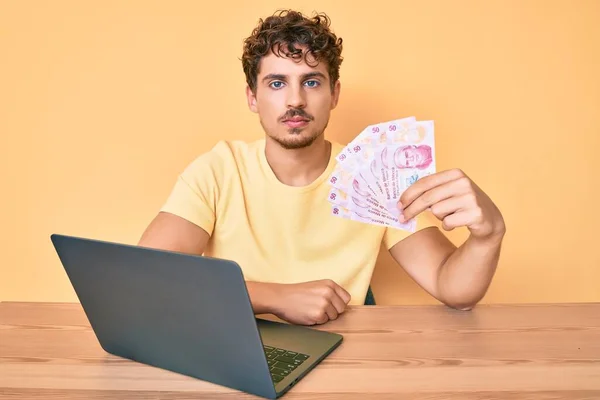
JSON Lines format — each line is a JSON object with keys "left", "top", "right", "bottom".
{"left": 282, "top": 117, "right": 310, "bottom": 128}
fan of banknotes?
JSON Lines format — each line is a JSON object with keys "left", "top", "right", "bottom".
{"left": 327, "top": 116, "right": 436, "bottom": 232}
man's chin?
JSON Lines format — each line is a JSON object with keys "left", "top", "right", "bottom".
{"left": 271, "top": 132, "right": 320, "bottom": 150}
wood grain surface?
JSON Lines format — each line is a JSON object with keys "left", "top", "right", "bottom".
{"left": 1, "top": 302, "right": 599, "bottom": 399}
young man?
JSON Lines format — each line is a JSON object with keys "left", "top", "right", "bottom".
{"left": 138, "top": 10, "right": 506, "bottom": 326}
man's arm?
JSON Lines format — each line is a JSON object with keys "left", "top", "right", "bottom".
{"left": 389, "top": 169, "right": 506, "bottom": 310}
{"left": 389, "top": 226, "right": 503, "bottom": 310}
{"left": 138, "top": 212, "right": 210, "bottom": 255}
{"left": 138, "top": 212, "right": 350, "bottom": 324}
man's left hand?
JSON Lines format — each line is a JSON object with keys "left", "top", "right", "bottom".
{"left": 398, "top": 169, "right": 506, "bottom": 241}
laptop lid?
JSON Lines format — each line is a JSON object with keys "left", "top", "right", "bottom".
{"left": 50, "top": 233, "right": 278, "bottom": 399}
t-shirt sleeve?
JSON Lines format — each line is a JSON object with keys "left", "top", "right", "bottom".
{"left": 382, "top": 211, "right": 440, "bottom": 250}
{"left": 159, "top": 149, "right": 223, "bottom": 236}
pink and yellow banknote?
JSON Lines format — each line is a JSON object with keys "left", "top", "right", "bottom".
{"left": 328, "top": 117, "right": 436, "bottom": 231}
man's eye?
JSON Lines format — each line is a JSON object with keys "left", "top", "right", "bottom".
{"left": 270, "top": 81, "right": 284, "bottom": 89}
{"left": 304, "top": 80, "right": 319, "bottom": 87}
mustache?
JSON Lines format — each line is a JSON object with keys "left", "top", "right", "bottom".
{"left": 279, "top": 109, "right": 314, "bottom": 121}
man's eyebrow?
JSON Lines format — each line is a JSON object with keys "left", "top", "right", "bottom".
{"left": 261, "top": 72, "right": 327, "bottom": 83}
{"left": 262, "top": 73, "right": 286, "bottom": 82}
{"left": 301, "top": 72, "right": 327, "bottom": 80}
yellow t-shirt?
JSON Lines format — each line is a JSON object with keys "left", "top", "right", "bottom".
{"left": 160, "top": 139, "right": 434, "bottom": 305}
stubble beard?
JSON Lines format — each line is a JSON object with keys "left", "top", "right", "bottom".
{"left": 262, "top": 121, "right": 329, "bottom": 150}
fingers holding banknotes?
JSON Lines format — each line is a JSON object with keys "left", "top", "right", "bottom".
{"left": 398, "top": 169, "right": 505, "bottom": 240}
{"left": 273, "top": 279, "right": 351, "bottom": 325}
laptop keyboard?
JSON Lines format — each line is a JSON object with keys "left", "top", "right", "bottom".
{"left": 263, "top": 345, "right": 309, "bottom": 383}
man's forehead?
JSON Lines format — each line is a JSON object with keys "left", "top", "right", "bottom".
{"left": 257, "top": 47, "right": 328, "bottom": 78}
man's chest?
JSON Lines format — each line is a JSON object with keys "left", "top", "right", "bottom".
{"left": 211, "top": 178, "right": 382, "bottom": 257}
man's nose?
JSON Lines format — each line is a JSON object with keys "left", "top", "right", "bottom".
{"left": 286, "top": 84, "right": 306, "bottom": 109}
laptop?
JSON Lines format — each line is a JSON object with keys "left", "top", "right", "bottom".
{"left": 50, "top": 233, "right": 343, "bottom": 399}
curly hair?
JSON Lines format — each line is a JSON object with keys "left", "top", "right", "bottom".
{"left": 242, "top": 10, "right": 343, "bottom": 93}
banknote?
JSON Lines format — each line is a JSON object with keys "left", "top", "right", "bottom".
{"left": 334, "top": 116, "right": 417, "bottom": 172}
{"left": 328, "top": 117, "right": 436, "bottom": 232}
{"left": 330, "top": 204, "right": 397, "bottom": 228}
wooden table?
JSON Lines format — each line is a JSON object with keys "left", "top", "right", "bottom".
{"left": 1, "top": 302, "right": 599, "bottom": 399}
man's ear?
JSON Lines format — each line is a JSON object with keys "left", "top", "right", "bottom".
{"left": 330, "top": 80, "right": 341, "bottom": 110}
{"left": 246, "top": 85, "right": 258, "bottom": 113}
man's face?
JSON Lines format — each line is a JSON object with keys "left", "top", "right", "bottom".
{"left": 246, "top": 47, "right": 341, "bottom": 150}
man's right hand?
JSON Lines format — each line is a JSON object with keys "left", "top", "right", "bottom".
{"left": 264, "top": 279, "right": 352, "bottom": 326}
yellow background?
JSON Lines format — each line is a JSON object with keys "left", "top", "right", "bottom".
{"left": 2, "top": 0, "right": 599, "bottom": 304}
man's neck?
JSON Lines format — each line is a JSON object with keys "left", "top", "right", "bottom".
{"left": 264, "top": 136, "right": 332, "bottom": 187}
